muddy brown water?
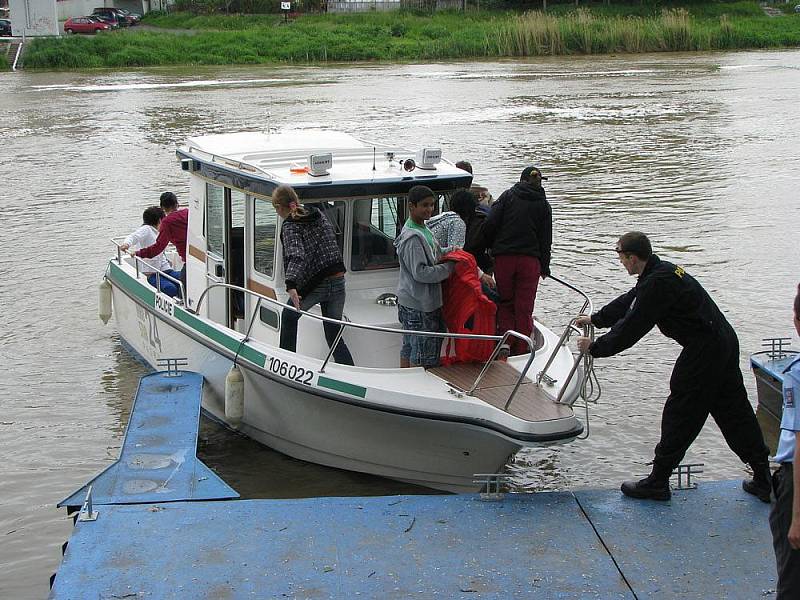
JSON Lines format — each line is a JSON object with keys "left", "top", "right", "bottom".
{"left": 1, "top": 51, "right": 799, "bottom": 597}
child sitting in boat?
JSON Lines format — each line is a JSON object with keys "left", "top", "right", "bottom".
{"left": 123, "top": 206, "right": 183, "bottom": 298}
{"left": 394, "top": 186, "right": 454, "bottom": 368}
{"left": 273, "top": 185, "right": 354, "bottom": 366}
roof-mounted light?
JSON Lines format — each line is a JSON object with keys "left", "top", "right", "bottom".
{"left": 415, "top": 148, "right": 441, "bottom": 170}
{"left": 309, "top": 153, "right": 332, "bottom": 177}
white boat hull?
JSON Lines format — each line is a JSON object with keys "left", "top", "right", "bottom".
{"left": 109, "top": 275, "right": 550, "bottom": 493}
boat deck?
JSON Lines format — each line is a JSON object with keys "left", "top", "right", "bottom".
{"left": 429, "top": 361, "right": 572, "bottom": 421}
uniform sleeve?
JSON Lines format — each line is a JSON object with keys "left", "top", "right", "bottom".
{"left": 780, "top": 367, "right": 800, "bottom": 433}
{"left": 590, "top": 278, "right": 675, "bottom": 358}
{"left": 137, "top": 225, "right": 170, "bottom": 259}
{"left": 591, "top": 288, "right": 637, "bottom": 329}
{"left": 405, "top": 237, "right": 453, "bottom": 284}
{"left": 281, "top": 224, "right": 305, "bottom": 291}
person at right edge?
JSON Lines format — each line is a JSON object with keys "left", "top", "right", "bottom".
{"left": 480, "top": 166, "right": 552, "bottom": 357}
{"left": 575, "top": 232, "right": 771, "bottom": 502}
{"left": 769, "top": 284, "right": 800, "bottom": 599}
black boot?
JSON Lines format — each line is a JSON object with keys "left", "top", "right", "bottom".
{"left": 621, "top": 473, "right": 671, "bottom": 501}
{"left": 742, "top": 461, "right": 772, "bottom": 503}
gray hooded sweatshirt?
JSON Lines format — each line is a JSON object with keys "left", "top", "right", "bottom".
{"left": 394, "top": 223, "right": 454, "bottom": 312}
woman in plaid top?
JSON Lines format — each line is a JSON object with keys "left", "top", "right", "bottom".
{"left": 273, "top": 185, "right": 354, "bottom": 365}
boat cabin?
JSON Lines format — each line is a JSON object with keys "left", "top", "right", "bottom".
{"left": 176, "top": 131, "right": 472, "bottom": 368}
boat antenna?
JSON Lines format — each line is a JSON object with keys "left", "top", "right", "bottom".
{"left": 372, "top": 147, "right": 376, "bottom": 171}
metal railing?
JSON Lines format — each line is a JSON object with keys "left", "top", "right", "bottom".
{"left": 111, "top": 239, "right": 186, "bottom": 303}
{"left": 191, "top": 274, "right": 593, "bottom": 414}
{"left": 108, "top": 235, "right": 595, "bottom": 416}
{"left": 11, "top": 42, "right": 23, "bottom": 72}
{"left": 535, "top": 274, "right": 595, "bottom": 406}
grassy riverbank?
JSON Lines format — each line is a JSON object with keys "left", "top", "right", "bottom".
{"left": 23, "top": 2, "right": 800, "bottom": 69}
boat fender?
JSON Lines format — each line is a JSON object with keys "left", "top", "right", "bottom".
{"left": 99, "top": 279, "right": 113, "bottom": 324}
{"left": 225, "top": 365, "right": 244, "bottom": 426}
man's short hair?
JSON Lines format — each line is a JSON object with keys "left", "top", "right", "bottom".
{"left": 160, "top": 191, "right": 178, "bottom": 210}
{"left": 408, "top": 185, "right": 435, "bottom": 205}
{"left": 143, "top": 206, "right": 165, "bottom": 227}
{"left": 455, "top": 160, "right": 473, "bottom": 174}
{"left": 617, "top": 231, "right": 652, "bottom": 260}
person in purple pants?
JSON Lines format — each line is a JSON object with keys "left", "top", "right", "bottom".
{"left": 480, "top": 166, "right": 552, "bottom": 356}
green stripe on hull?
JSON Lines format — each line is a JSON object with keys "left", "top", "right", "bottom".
{"left": 108, "top": 261, "right": 266, "bottom": 366}
{"left": 109, "top": 261, "right": 362, "bottom": 400}
{"left": 318, "top": 376, "right": 367, "bottom": 399}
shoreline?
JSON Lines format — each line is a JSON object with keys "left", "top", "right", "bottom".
{"left": 12, "top": 3, "right": 800, "bottom": 70}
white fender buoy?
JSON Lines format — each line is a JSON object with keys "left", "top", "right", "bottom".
{"left": 225, "top": 364, "right": 244, "bottom": 426}
{"left": 99, "top": 279, "right": 113, "bottom": 324}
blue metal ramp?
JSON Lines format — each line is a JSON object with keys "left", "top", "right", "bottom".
{"left": 575, "top": 480, "right": 774, "bottom": 599}
{"left": 58, "top": 371, "right": 237, "bottom": 509}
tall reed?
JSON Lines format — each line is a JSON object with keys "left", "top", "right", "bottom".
{"left": 21, "top": 5, "right": 800, "bottom": 70}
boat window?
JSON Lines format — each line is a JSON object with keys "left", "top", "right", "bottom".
{"left": 206, "top": 184, "right": 225, "bottom": 258}
{"left": 231, "top": 190, "right": 246, "bottom": 229}
{"left": 435, "top": 192, "right": 454, "bottom": 215}
{"left": 253, "top": 198, "right": 277, "bottom": 278}
{"left": 351, "top": 196, "right": 402, "bottom": 271}
{"left": 304, "top": 201, "right": 346, "bottom": 254}
{"left": 259, "top": 306, "right": 279, "bottom": 330}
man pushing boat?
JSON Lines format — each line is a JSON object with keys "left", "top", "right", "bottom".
{"left": 576, "top": 232, "right": 771, "bottom": 502}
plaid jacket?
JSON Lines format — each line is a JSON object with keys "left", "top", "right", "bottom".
{"left": 280, "top": 207, "right": 346, "bottom": 297}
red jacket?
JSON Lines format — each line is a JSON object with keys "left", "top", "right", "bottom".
{"left": 440, "top": 250, "right": 497, "bottom": 364}
{"left": 137, "top": 208, "right": 188, "bottom": 262}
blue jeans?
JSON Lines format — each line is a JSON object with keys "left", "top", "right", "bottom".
{"left": 398, "top": 304, "right": 445, "bottom": 368}
{"left": 280, "top": 276, "right": 354, "bottom": 366}
{"left": 147, "top": 269, "right": 183, "bottom": 298}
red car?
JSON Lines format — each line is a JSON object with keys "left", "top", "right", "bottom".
{"left": 64, "top": 16, "right": 110, "bottom": 34}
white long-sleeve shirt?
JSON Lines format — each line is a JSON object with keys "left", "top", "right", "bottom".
{"left": 124, "top": 225, "right": 173, "bottom": 275}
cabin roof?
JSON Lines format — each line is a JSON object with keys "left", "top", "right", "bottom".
{"left": 179, "top": 130, "right": 470, "bottom": 189}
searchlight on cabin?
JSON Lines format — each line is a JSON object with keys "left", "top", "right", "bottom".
{"left": 416, "top": 148, "right": 442, "bottom": 170}
{"left": 308, "top": 153, "right": 332, "bottom": 177}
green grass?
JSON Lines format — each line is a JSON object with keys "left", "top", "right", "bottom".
{"left": 22, "top": 2, "right": 800, "bottom": 69}
{"left": 0, "top": 51, "right": 9, "bottom": 70}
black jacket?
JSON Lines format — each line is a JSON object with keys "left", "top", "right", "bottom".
{"left": 463, "top": 209, "right": 494, "bottom": 275}
{"left": 481, "top": 182, "right": 552, "bottom": 275}
{"left": 589, "top": 254, "right": 735, "bottom": 358}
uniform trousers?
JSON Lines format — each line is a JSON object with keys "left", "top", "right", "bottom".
{"left": 770, "top": 463, "right": 800, "bottom": 599}
{"left": 652, "top": 332, "right": 769, "bottom": 476}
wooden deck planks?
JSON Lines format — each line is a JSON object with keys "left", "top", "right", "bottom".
{"left": 429, "top": 362, "right": 571, "bottom": 422}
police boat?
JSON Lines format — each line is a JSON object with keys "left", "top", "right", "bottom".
{"left": 101, "top": 130, "right": 598, "bottom": 492}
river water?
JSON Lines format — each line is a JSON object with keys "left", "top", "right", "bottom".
{"left": 1, "top": 51, "right": 799, "bottom": 597}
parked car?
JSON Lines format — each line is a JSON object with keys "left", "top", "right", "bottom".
{"left": 64, "top": 16, "right": 110, "bottom": 34}
{"left": 92, "top": 7, "right": 128, "bottom": 27}
{"left": 92, "top": 7, "right": 133, "bottom": 27}
{"left": 117, "top": 9, "right": 141, "bottom": 26}
{"left": 0, "top": 18, "right": 11, "bottom": 37}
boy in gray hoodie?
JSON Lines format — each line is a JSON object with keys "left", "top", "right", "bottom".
{"left": 394, "top": 186, "right": 455, "bottom": 368}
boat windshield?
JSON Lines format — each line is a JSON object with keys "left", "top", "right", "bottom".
{"left": 350, "top": 192, "right": 455, "bottom": 271}
{"left": 351, "top": 195, "right": 403, "bottom": 271}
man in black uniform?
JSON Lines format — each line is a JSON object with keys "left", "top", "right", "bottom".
{"left": 576, "top": 232, "right": 771, "bottom": 501}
